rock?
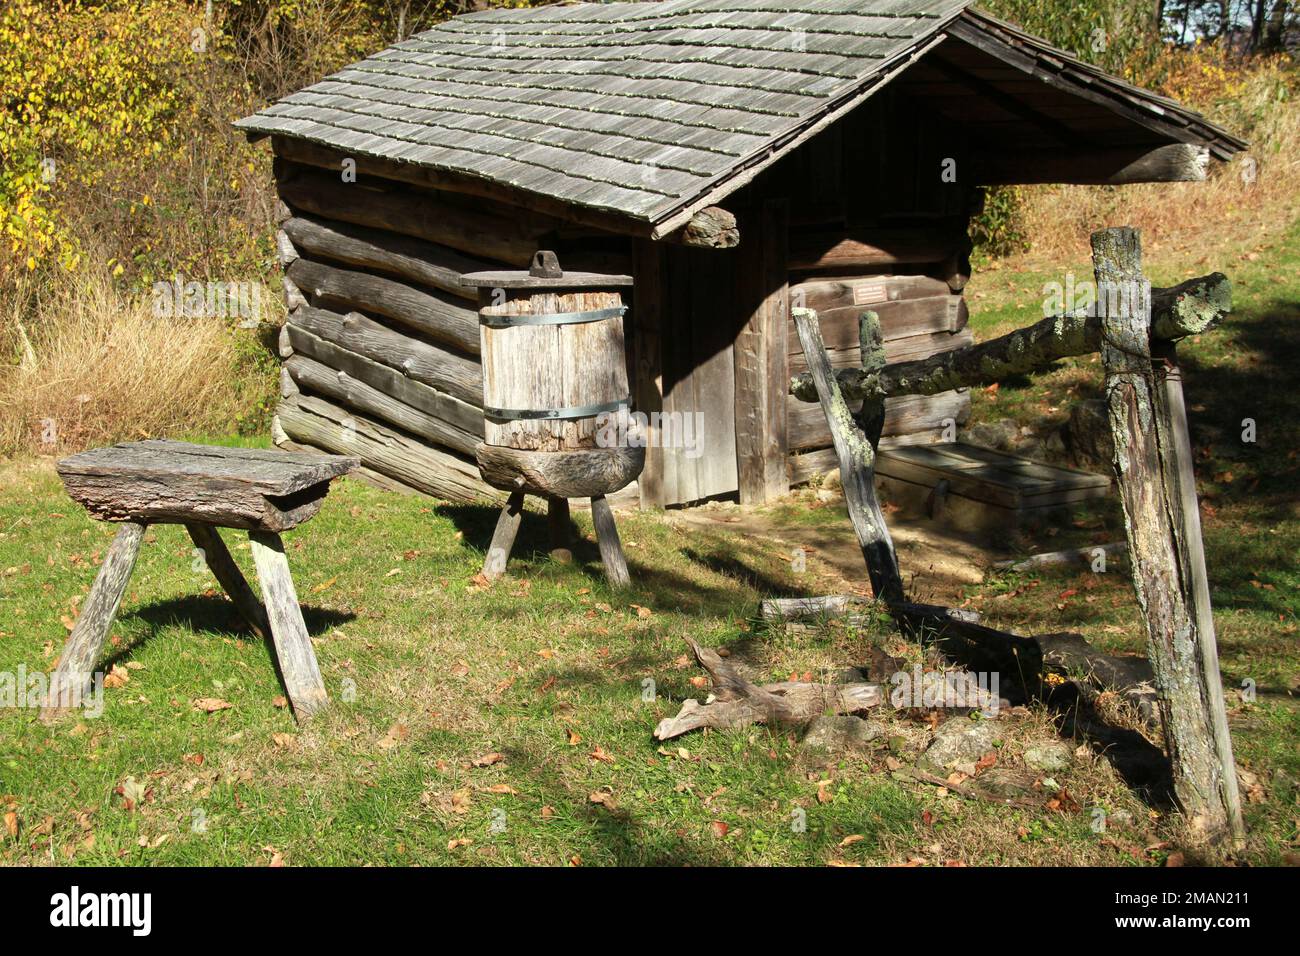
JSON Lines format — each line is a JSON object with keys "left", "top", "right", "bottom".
{"left": 800, "top": 716, "right": 885, "bottom": 752}
{"left": 550, "top": 548, "right": 573, "bottom": 564}
{"left": 815, "top": 488, "right": 839, "bottom": 503}
{"left": 918, "top": 717, "right": 1000, "bottom": 774}
{"left": 964, "top": 418, "right": 1020, "bottom": 451}
{"left": 1063, "top": 399, "right": 1114, "bottom": 472}
{"left": 1024, "top": 742, "right": 1073, "bottom": 773}
{"left": 970, "top": 767, "right": 1037, "bottom": 803}
{"left": 887, "top": 735, "right": 907, "bottom": 755}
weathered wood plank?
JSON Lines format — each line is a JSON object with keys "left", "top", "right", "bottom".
{"left": 631, "top": 240, "right": 667, "bottom": 509}
{"left": 41, "top": 521, "right": 147, "bottom": 719}
{"left": 58, "top": 441, "right": 355, "bottom": 531}
{"left": 787, "top": 294, "right": 968, "bottom": 354}
{"left": 734, "top": 198, "right": 789, "bottom": 504}
{"left": 788, "top": 389, "right": 968, "bottom": 453}
{"left": 791, "top": 273, "right": 1233, "bottom": 403}
{"left": 788, "top": 327, "right": 975, "bottom": 374}
{"left": 248, "top": 529, "right": 328, "bottom": 719}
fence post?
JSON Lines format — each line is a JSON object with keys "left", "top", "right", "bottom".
{"left": 1093, "top": 226, "right": 1245, "bottom": 847}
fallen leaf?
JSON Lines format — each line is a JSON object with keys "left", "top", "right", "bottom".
{"left": 378, "top": 722, "right": 409, "bottom": 750}
{"left": 447, "top": 838, "right": 472, "bottom": 850}
{"left": 3, "top": 811, "right": 16, "bottom": 838}
{"left": 839, "top": 834, "right": 864, "bottom": 848}
{"left": 471, "top": 752, "right": 504, "bottom": 768}
{"left": 193, "top": 697, "right": 233, "bottom": 713}
{"left": 710, "top": 820, "right": 729, "bottom": 838}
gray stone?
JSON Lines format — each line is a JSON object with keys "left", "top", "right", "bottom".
{"left": 801, "top": 716, "right": 885, "bottom": 752}
{"left": 550, "top": 548, "right": 573, "bottom": 564}
{"left": 1063, "top": 399, "right": 1114, "bottom": 472}
{"left": 1023, "top": 742, "right": 1073, "bottom": 773}
{"left": 964, "top": 419, "right": 1020, "bottom": 451}
{"left": 970, "top": 767, "right": 1037, "bottom": 802}
{"left": 918, "top": 717, "right": 1000, "bottom": 774}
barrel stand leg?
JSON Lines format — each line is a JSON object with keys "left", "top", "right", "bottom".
{"left": 590, "top": 494, "right": 630, "bottom": 588}
{"left": 547, "top": 497, "right": 575, "bottom": 549}
{"left": 41, "top": 521, "right": 148, "bottom": 721}
{"left": 483, "top": 490, "right": 527, "bottom": 580}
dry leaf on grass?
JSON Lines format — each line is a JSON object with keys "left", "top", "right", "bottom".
{"left": 193, "top": 697, "right": 233, "bottom": 713}
{"left": 471, "top": 752, "right": 504, "bottom": 768}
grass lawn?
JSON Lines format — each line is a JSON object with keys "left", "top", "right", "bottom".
{"left": 0, "top": 225, "right": 1295, "bottom": 867}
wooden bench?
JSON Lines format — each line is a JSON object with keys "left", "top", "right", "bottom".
{"left": 44, "top": 441, "right": 357, "bottom": 722}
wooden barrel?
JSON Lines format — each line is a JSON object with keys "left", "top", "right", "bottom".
{"left": 462, "top": 252, "right": 644, "bottom": 498}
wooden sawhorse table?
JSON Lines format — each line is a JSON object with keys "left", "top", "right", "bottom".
{"left": 43, "top": 440, "right": 357, "bottom": 722}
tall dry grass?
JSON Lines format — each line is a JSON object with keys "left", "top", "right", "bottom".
{"left": 0, "top": 271, "right": 271, "bottom": 458}
{"left": 1012, "top": 52, "right": 1300, "bottom": 267}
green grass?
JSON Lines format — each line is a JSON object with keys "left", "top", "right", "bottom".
{"left": 0, "top": 225, "right": 1295, "bottom": 867}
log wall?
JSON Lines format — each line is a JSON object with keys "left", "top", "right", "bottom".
{"left": 269, "top": 145, "right": 634, "bottom": 503}
{"left": 270, "top": 84, "right": 977, "bottom": 508}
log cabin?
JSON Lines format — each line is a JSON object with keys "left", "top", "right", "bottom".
{"left": 236, "top": 0, "right": 1245, "bottom": 510}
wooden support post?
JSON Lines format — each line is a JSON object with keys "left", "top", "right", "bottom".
{"left": 186, "top": 523, "right": 271, "bottom": 639}
{"left": 792, "top": 308, "right": 904, "bottom": 603}
{"left": 589, "top": 494, "right": 630, "bottom": 588}
{"left": 483, "top": 489, "right": 526, "bottom": 580}
{"left": 547, "top": 497, "right": 574, "bottom": 549}
{"left": 248, "top": 529, "right": 328, "bottom": 719}
{"left": 42, "top": 521, "right": 147, "bottom": 720}
{"left": 1093, "top": 226, "right": 1244, "bottom": 846}
{"left": 734, "top": 198, "right": 790, "bottom": 504}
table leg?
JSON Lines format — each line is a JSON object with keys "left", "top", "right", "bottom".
{"left": 186, "top": 524, "right": 270, "bottom": 639}
{"left": 248, "top": 529, "right": 328, "bottom": 719}
{"left": 41, "top": 521, "right": 147, "bottom": 721}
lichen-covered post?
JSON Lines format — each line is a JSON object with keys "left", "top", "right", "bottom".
{"left": 791, "top": 308, "right": 903, "bottom": 603}
{"left": 1093, "top": 226, "right": 1244, "bottom": 847}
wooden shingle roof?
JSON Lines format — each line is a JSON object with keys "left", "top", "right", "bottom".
{"left": 236, "top": 0, "right": 1244, "bottom": 236}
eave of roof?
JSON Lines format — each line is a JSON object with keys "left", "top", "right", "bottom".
{"left": 235, "top": 1, "right": 1246, "bottom": 238}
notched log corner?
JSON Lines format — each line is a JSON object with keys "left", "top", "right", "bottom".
{"left": 653, "top": 638, "right": 882, "bottom": 741}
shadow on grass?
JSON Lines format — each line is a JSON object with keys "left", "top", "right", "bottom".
{"left": 104, "top": 594, "right": 354, "bottom": 671}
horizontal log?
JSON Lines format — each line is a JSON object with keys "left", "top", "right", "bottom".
{"left": 788, "top": 294, "right": 969, "bottom": 354}
{"left": 474, "top": 443, "right": 644, "bottom": 498}
{"left": 276, "top": 162, "right": 541, "bottom": 266}
{"left": 973, "top": 144, "right": 1211, "bottom": 186}
{"left": 788, "top": 430, "right": 952, "bottom": 485}
{"left": 286, "top": 354, "right": 480, "bottom": 457}
{"left": 282, "top": 215, "right": 490, "bottom": 302}
{"left": 789, "top": 227, "right": 966, "bottom": 271}
{"left": 285, "top": 323, "right": 482, "bottom": 437}
{"left": 790, "top": 274, "right": 1231, "bottom": 403}
{"left": 287, "top": 257, "right": 479, "bottom": 355}
{"left": 788, "top": 328, "right": 974, "bottom": 375}
{"left": 276, "top": 394, "right": 500, "bottom": 504}
{"left": 287, "top": 305, "right": 481, "bottom": 406}
{"left": 788, "top": 389, "right": 969, "bottom": 452}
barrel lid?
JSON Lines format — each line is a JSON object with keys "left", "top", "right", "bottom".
{"left": 462, "top": 249, "right": 632, "bottom": 290}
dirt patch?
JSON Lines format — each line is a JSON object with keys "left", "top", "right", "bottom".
{"left": 666, "top": 491, "right": 995, "bottom": 606}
